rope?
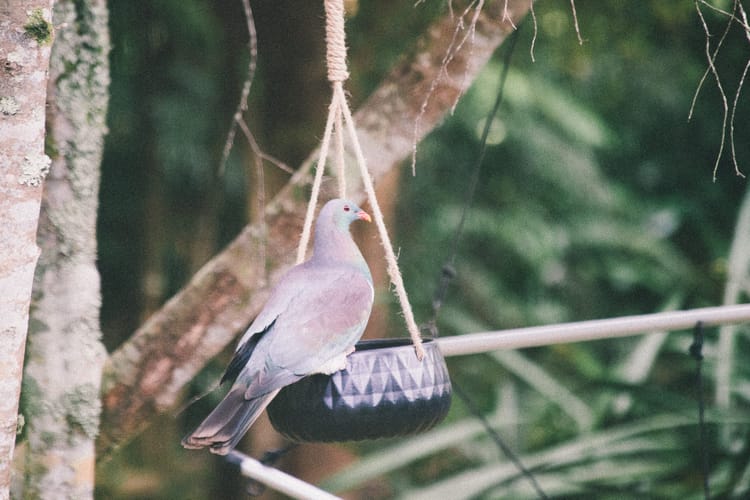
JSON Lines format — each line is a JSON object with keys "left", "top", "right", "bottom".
{"left": 337, "top": 83, "right": 426, "bottom": 359}
{"left": 324, "top": 0, "right": 349, "bottom": 82}
{"left": 334, "top": 99, "right": 347, "bottom": 198}
{"left": 296, "top": 95, "right": 340, "bottom": 264}
{"left": 297, "top": 0, "right": 425, "bottom": 359}
{"left": 326, "top": 0, "right": 348, "bottom": 197}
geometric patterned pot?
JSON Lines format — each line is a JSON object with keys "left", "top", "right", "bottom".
{"left": 267, "top": 338, "right": 452, "bottom": 442}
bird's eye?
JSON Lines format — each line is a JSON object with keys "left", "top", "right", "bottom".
{"left": 343, "top": 205, "right": 350, "bottom": 212}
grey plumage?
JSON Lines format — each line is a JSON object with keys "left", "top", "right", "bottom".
{"left": 182, "top": 199, "right": 373, "bottom": 455}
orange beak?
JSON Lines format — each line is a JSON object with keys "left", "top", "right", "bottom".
{"left": 357, "top": 210, "right": 372, "bottom": 223}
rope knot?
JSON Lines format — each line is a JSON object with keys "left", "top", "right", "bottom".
{"left": 325, "top": 0, "right": 349, "bottom": 82}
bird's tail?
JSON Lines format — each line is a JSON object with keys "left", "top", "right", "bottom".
{"left": 181, "top": 388, "right": 280, "bottom": 455}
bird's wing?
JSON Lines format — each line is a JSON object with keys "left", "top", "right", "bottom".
{"left": 221, "top": 264, "right": 312, "bottom": 385}
{"left": 240, "top": 264, "right": 373, "bottom": 398}
{"left": 220, "top": 319, "right": 275, "bottom": 385}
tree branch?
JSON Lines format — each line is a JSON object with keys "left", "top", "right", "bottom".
{"left": 98, "top": 0, "right": 530, "bottom": 459}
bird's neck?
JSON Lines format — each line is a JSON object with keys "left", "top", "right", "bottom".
{"left": 312, "top": 226, "right": 369, "bottom": 275}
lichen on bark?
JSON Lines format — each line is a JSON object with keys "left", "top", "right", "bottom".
{"left": 23, "top": 8, "right": 54, "bottom": 46}
{"left": 18, "top": 0, "right": 111, "bottom": 498}
{"left": 0, "top": 0, "right": 55, "bottom": 496}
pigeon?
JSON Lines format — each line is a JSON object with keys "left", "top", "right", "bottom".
{"left": 182, "top": 199, "right": 374, "bottom": 454}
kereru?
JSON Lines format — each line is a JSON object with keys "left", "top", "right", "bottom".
{"left": 182, "top": 198, "right": 374, "bottom": 454}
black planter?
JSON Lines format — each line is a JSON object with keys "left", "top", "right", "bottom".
{"left": 267, "top": 338, "right": 452, "bottom": 442}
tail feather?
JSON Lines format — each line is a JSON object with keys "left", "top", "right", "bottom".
{"left": 182, "top": 388, "right": 280, "bottom": 455}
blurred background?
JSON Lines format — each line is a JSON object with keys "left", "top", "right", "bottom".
{"left": 95, "top": 0, "right": 750, "bottom": 498}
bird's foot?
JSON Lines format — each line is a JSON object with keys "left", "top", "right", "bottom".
{"left": 317, "top": 353, "right": 350, "bottom": 375}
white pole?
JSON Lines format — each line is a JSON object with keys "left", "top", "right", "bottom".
{"left": 436, "top": 304, "right": 750, "bottom": 357}
{"left": 225, "top": 304, "right": 750, "bottom": 496}
{"left": 227, "top": 451, "right": 341, "bottom": 500}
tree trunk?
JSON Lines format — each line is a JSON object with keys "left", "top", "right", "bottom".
{"left": 98, "top": 0, "right": 530, "bottom": 460}
{"left": 0, "top": 2, "right": 55, "bottom": 497}
{"left": 17, "top": 0, "right": 110, "bottom": 498}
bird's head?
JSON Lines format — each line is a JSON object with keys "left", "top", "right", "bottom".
{"left": 312, "top": 198, "right": 372, "bottom": 267}
{"left": 320, "top": 198, "right": 371, "bottom": 231}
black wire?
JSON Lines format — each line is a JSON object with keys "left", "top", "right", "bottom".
{"left": 425, "top": 23, "right": 520, "bottom": 338}
{"left": 421, "top": 25, "right": 547, "bottom": 500}
{"left": 690, "top": 321, "right": 711, "bottom": 500}
{"left": 452, "top": 383, "right": 549, "bottom": 499}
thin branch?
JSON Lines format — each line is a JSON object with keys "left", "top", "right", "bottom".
{"left": 221, "top": 0, "right": 294, "bottom": 179}
{"left": 729, "top": 58, "right": 749, "bottom": 177}
{"left": 739, "top": 2, "right": 750, "bottom": 55}
{"left": 218, "top": 0, "right": 258, "bottom": 175}
{"left": 691, "top": 0, "right": 735, "bottom": 180}
{"left": 237, "top": 118, "right": 267, "bottom": 273}
{"left": 698, "top": 0, "right": 750, "bottom": 31}
{"left": 451, "top": 0, "right": 485, "bottom": 113}
{"left": 729, "top": 2, "right": 750, "bottom": 177}
{"left": 237, "top": 118, "right": 294, "bottom": 175}
{"left": 503, "top": 0, "right": 517, "bottom": 29}
{"left": 570, "top": 0, "right": 584, "bottom": 44}
{"left": 411, "top": 0, "right": 518, "bottom": 175}
{"left": 529, "top": 0, "right": 538, "bottom": 62}
{"left": 411, "top": 0, "right": 477, "bottom": 175}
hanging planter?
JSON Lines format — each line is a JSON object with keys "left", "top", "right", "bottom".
{"left": 266, "top": 0, "right": 447, "bottom": 442}
{"left": 267, "top": 338, "right": 452, "bottom": 442}
{"left": 182, "top": 0, "right": 451, "bottom": 457}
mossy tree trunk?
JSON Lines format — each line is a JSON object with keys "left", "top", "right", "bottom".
{"left": 0, "top": 2, "right": 55, "bottom": 498}
{"left": 17, "top": 0, "right": 110, "bottom": 498}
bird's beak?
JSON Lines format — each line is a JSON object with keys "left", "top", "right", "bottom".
{"left": 357, "top": 210, "right": 372, "bottom": 223}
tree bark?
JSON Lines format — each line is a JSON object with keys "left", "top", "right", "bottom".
{"left": 0, "top": 2, "right": 55, "bottom": 497}
{"left": 98, "top": 0, "right": 530, "bottom": 459}
{"left": 17, "top": 1, "right": 110, "bottom": 498}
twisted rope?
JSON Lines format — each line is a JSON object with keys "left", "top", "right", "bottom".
{"left": 324, "top": 0, "right": 349, "bottom": 82}
{"left": 296, "top": 0, "right": 425, "bottom": 359}
{"left": 296, "top": 96, "right": 340, "bottom": 264}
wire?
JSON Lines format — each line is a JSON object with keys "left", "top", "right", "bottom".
{"left": 452, "top": 383, "right": 548, "bottom": 499}
{"left": 424, "top": 23, "right": 519, "bottom": 338}
{"left": 421, "top": 24, "right": 548, "bottom": 499}
{"left": 690, "top": 321, "right": 711, "bottom": 500}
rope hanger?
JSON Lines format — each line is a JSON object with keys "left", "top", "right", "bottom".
{"left": 297, "top": 0, "right": 426, "bottom": 360}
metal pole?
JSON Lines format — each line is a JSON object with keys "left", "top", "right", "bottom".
{"left": 227, "top": 450, "right": 342, "bottom": 500}
{"left": 436, "top": 304, "right": 750, "bottom": 357}
{"left": 224, "top": 304, "right": 750, "bottom": 496}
